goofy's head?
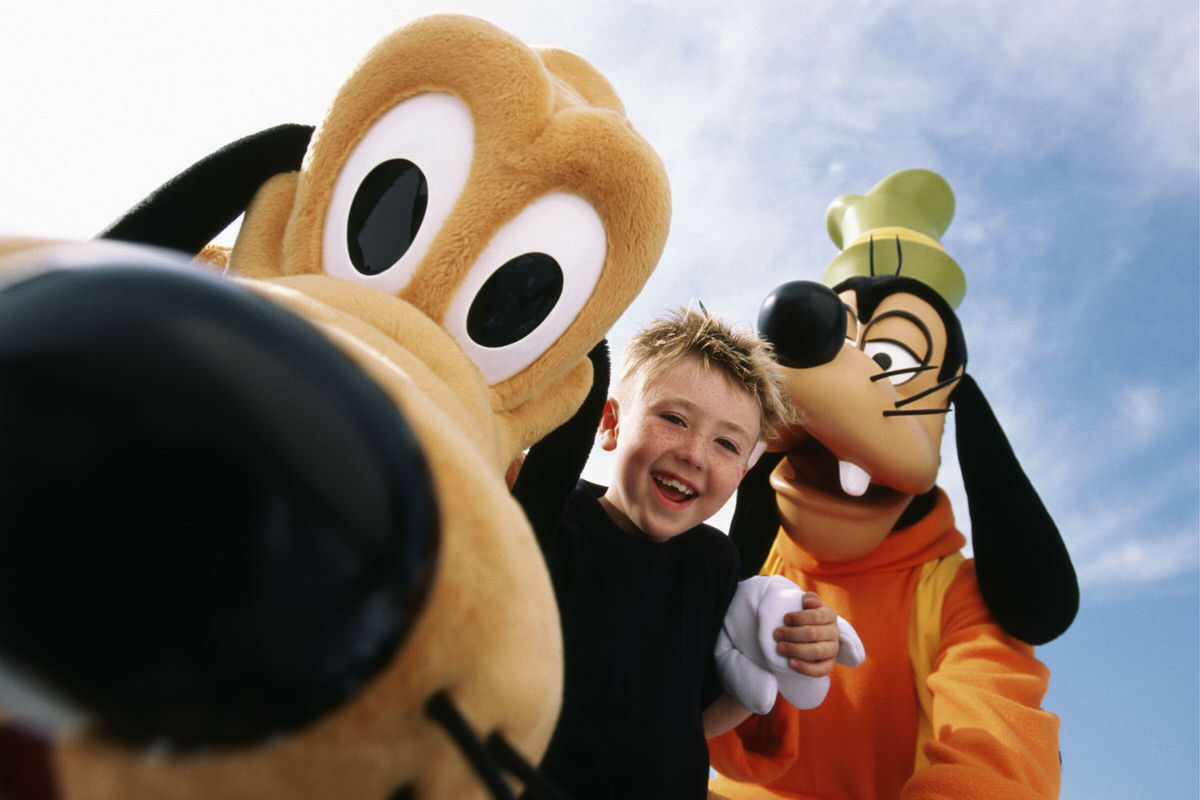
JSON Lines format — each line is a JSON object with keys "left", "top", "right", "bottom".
{"left": 743, "top": 169, "right": 1077, "bottom": 645}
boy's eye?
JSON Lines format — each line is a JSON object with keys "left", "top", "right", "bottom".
{"left": 716, "top": 438, "right": 740, "bottom": 455}
{"left": 660, "top": 413, "right": 685, "bottom": 426}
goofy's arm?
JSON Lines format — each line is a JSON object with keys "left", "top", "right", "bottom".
{"left": 903, "top": 560, "right": 1061, "bottom": 800}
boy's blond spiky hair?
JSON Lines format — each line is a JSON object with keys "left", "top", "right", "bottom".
{"left": 617, "top": 305, "right": 793, "bottom": 439}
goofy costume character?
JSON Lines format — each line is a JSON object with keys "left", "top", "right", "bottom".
{"left": 707, "top": 169, "right": 1078, "bottom": 800}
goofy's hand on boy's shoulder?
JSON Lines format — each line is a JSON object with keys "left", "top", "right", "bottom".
{"left": 714, "top": 576, "right": 865, "bottom": 715}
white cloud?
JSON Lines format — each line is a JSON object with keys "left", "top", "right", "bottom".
{"left": 862, "top": 0, "right": 1199, "bottom": 189}
{"left": 1075, "top": 531, "right": 1199, "bottom": 588}
{"left": 1114, "top": 384, "right": 1170, "bottom": 445}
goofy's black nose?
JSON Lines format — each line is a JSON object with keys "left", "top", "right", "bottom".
{"left": 757, "top": 280, "right": 846, "bottom": 369}
{"left": 0, "top": 245, "right": 437, "bottom": 750}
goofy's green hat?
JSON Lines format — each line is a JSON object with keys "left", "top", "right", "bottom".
{"left": 823, "top": 168, "right": 966, "bottom": 309}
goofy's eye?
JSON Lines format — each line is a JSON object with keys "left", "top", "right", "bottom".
{"left": 862, "top": 340, "right": 922, "bottom": 385}
{"left": 443, "top": 192, "right": 607, "bottom": 385}
{"left": 323, "top": 93, "right": 474, "bottom": 292}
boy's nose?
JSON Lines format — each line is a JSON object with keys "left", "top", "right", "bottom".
{"left": 674, "top": 433, "right": 707, "bottom": 469}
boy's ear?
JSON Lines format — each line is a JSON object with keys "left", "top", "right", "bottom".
{"left": 597, "top": 397, "right": 620, "bottom": 452}
{"left": 746, "top": 440, "right": 768, "bottom": 472}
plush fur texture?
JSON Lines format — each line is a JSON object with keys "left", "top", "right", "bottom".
{"left": 0, "top": 13, "right": 669, "bottom": 800}
{"left": 230, "top": 15, "right": 671, "bottom": 463}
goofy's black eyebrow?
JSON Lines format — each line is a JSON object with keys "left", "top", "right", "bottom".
{"left": 862, "top": 309, "right": 934, "bottom": 365}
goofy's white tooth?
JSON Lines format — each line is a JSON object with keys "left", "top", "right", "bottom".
{"left": 839, "top": 460, "right": 871, "bottom": 497}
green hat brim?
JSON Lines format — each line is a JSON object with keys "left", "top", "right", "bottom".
{"left": 822, "top": 239, "right": 966, "bottom": 310}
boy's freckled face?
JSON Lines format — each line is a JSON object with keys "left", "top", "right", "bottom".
{"left": 598, "top": 358, "right": 761, "bottom": 542}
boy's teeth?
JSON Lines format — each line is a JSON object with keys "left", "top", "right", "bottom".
{"left": 839, "top": 460, "right": 872, "bottom": 497}
{"left": 656, "top": 476, "right": 695, "bottom": 496}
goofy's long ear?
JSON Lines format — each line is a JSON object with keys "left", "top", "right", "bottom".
{"left": 100, "top": 124, "right": 314, "bottom": 254}
{"left": 729, "top": 451, "right": 785, "bottom": 580}
{"left": 954, "top": 373, "right": 1079, "bottom": 644}
{"left": 512, "top": 340, "right": 610, "bottom": 545}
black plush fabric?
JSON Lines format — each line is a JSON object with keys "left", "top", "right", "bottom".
{"left": 953, "top": 374, "right": 1079, "bottom": 645}
{"left": 513, "top": 341, "right": 610, "bottom": 545}
{"left": 101, "top": 124, "right": 314, "bottom": 254}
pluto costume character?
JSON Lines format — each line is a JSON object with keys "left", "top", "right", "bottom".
{"left": 708, "top": 170, "right": 1078, "bottom": 800}
{"left": 0, "top": 15, "right": 669, "bottom": 800}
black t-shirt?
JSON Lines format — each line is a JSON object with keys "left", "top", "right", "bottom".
{"left": 536, "top": 481, "right": 740, "bottom": 800}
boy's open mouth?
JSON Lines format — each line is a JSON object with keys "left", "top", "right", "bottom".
{"left": 653, "top": 473, "right": 696, "bottom": 503}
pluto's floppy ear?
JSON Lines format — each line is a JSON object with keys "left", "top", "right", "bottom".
{"left": 100, "top": 124, "right": 314, "bottom": 254}
{"left": 953, "top": 373, "right": 1079, "bottom": 644}
{"left": 512, "top": 340, "right": 611, "bottom": 544}
{"left": 729, "top": 451, "right": 785, "bottom": 580}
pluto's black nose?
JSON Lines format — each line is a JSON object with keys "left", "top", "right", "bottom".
{"left": 0, "top": 248, "right": 436, "bottom": 749}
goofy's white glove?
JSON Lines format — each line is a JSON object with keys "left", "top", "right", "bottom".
{"left": 714, "top": 575, "right": 865, "bottom": 714}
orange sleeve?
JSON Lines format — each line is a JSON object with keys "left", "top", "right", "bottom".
{"left": 707, "top": 702, "right": 801, "bottom": 785}
{"left": 901, "top": 562, "right": 1061, "bottom": 800}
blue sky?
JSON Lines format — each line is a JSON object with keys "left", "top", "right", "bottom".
{"left": 1, "top": 1, "right": 1196, "bottom": 797}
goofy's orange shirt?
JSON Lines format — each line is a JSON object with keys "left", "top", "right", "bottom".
{"left": 708, "top": 491, "right": 1060, "bottom": 800}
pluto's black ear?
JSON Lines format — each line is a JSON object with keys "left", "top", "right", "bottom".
{"left": 512, "top": 341, "right": 610, "bottom": 545}
{"left": 953, "top": 374, "right": 1079, "bottom": 644}
{"left": 100, "top": 124, "right": 314, "bottom": 254}
{"left": 728, "top": 451, "right": 785, "bottom": 580}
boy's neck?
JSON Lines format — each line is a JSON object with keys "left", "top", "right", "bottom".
{"left": 597, "top": 491, "right": 669, "bottom": 543}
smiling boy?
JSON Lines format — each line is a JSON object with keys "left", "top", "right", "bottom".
{"left": 535, "top": 308, "right": 842, "bottom": 800}
{"left": 597, "top": 337, "right": 761, "bottom": 542}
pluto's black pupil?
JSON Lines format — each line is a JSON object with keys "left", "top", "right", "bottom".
{"left": 466, "top": 253, "right": 563, "bottom": 348}
{"left": 873, "top": 352, "right": 893, "bottom": 370}
{"left": 347, "top": 159, "right": 428, "bottom": 276}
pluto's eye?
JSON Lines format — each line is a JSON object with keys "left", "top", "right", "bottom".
{"left": 323, "top": 93, "right": 474, "bottom": 293}
{"left": 862, "top": 340, "right": 922, "bottom": 385}
{"left": 320, "top": 92, "right": 609, "bottom": 388}
{"left": 443, "top": 192, "right": 607, "bottom": 385}
{"left": 346, "top": 160, "right": 429, "bottom": 276}
{"left": 465, "top": 253, "right": 564, "bottom": 348}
